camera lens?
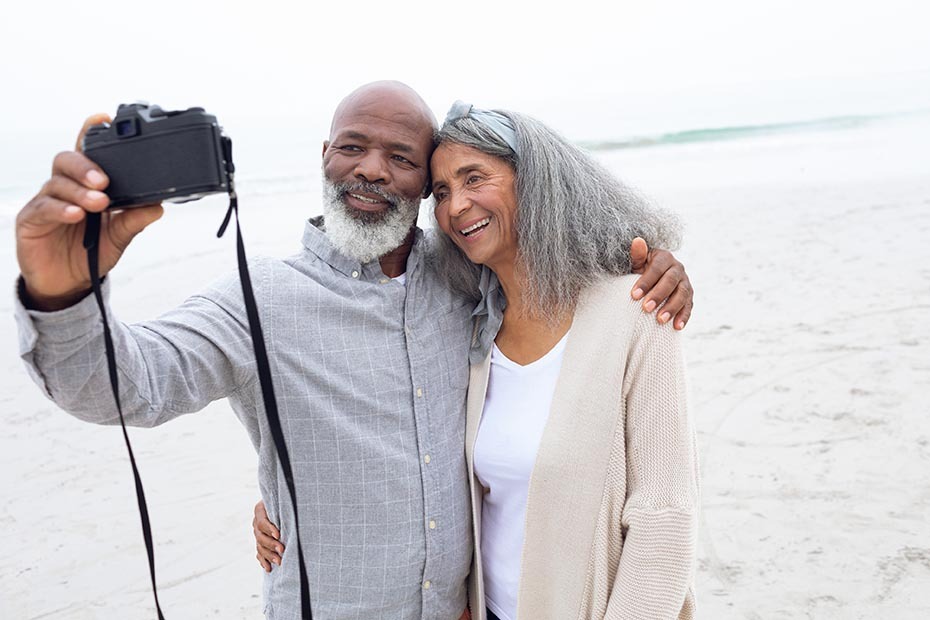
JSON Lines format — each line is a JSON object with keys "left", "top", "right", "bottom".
{"left": 116, "top": 119, "right": 137, "bottom": 137}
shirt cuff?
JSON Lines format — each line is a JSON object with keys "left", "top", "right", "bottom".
{"left": 14, "top": 276, "right": 109, "bottom": 356}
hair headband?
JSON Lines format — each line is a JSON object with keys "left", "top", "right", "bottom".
{"left": 444, "top": 100, "right": 519, "bottom": 155}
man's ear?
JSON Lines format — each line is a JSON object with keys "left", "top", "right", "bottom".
{"left": 322, "top": 140, "right": 330, "bottom": 159}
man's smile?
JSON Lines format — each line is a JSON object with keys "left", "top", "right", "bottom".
{"left": 344, "top": 190, "right": 392, "bottom": 212}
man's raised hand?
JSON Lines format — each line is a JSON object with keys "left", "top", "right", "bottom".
{"left": 16, "top": 114, "right": 164, "bottom": 311}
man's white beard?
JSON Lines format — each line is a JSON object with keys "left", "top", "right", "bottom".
{"left": 322, "top": 178, "right": 421, "bottom": 264}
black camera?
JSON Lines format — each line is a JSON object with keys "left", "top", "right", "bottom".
{"left": 82, "top": 103, "right": 234, "bottom": 209}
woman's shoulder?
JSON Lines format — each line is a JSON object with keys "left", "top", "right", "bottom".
{"left": 576, "top": 273, "right": 682, "bottom": 346}
{"left": 577, "top": 274, "right": 643, "bottom": 321}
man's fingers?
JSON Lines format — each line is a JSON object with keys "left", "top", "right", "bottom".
{"left": 52, "top": 151, "right": 109, "bottom": 190}
{"left": 632, "top": 250, "right": 675, "bottom": 305}
{"left": 642, "top": 266, "right": 683, "bottom": 316}
{"left": 42, "top": 176, "right": 109, "bottom": 212}
{"left": 75, "top": 113, "right": 112, "bottom": 152}
{"left": 107, "top": 205, "right": 164, "bottom": 249}
{"left": 256, "top": 553, "right": 272, "bottom": 573}
{"left": 17, "top": 196, "right": 87, "bottom": 232}
{"left": 655, "top": 281, "right": 692, "bottom": 325}
{"left": 674, "top": 299, "right": 693, "bottom": 330}
{"left": 629, "top": 237, "right": 649, "bottom": 277}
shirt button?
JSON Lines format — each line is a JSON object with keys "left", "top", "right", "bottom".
{"left": 416, "top": 388, "right": 423, "bottom": 398}
{"left": 429, "top": 520, "right": 436, "bottom": 530}
{"left": 379, "top": 278, "right": 389, "bottom": 284}
{"left": 423, "top": 580, "right": 431, "bottom": 590}
{"left": 351, "top": 270, "right": 359, "bottom": 278}
{"left": 423, "top": 454, "right": 431, "bottom": 464}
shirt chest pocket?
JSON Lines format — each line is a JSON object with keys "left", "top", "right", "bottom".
{"left": 433, "top": 308, "right": 471, "bottom": 392}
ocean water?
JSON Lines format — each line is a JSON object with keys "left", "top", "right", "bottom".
{"left": 2, "top": 108, "right": 928, "bottom": 226}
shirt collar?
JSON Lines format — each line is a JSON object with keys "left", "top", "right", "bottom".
{"left": 301, "top": 216, "right": 424, "bottom": 279}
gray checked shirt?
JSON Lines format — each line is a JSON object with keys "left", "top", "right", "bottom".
{"left": 15, "top": 218, "right": 475, "bottom": 620}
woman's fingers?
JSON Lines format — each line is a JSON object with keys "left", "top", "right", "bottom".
{"left": 255, "top": 528, "right": 283, "bottom": 566}
{"left": 252, "top": 500, "right": 283, "bottom": 568}
{"left": 253, "top": 500, "right": 280, "bottom": 540}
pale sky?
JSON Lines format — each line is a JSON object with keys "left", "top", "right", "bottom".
{"left": 1, "top": 0, "right": 929, "bottom": 140}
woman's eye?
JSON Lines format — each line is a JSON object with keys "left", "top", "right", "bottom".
{"left": 466, "top": 175, "right": 481, "bottom": 185}
{"left": 434, "top": 191, "right": 448, "bottom": 202}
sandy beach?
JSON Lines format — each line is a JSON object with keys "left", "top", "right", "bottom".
{"left": 1, "top": 113, "right": 928, "bottom": 619}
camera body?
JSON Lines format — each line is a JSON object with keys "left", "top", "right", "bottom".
{"left": 82, "top": 103, "right": 233, "bottom": 209}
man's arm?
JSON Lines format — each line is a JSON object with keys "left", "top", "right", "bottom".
{"left": 16, "top": 273, "right": 255, "bottom": 427}
{"left": 629, "top": 237, "right": 694, "bottom": 330}
{"left": 15, "top": 115, "right": 253, "bottom": 426}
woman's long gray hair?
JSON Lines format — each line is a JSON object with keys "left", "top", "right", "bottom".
{"left": 430, "top": 109, "right": 682, "bottom": 320}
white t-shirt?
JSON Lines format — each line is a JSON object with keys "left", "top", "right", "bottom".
{"left": 473, "top": 333, "right": 569, "bottom": 620}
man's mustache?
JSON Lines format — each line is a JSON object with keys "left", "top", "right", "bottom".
{"left": 335, "top": 181, "right": 401, "bottom": 208}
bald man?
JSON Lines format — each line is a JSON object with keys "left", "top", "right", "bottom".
{"left": 14, "top": 82, "right": 693, "bottom": 619}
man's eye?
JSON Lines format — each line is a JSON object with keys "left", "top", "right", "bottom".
{"left": 392, "top": 155, "right": 413, "bottom": 165}
{"left": 339, "top": 145, "right": 361, "bottom": 152}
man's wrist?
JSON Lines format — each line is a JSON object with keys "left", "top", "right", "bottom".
{"left": 18, "top": 276, "right": 93, "bottom": 312}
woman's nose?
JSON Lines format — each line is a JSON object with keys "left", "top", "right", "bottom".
{"left": 448, "top": 191, "right": 471, "bottom": 217}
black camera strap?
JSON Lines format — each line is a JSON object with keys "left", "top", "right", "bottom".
{"left": 216, "top": 193, "right": 314, "bottom": 620}
{"left": 83, "top": 192, "right": 313, "bottom": 619}
{"left": 83, "top": 211, "right": 165, "bottom": 620}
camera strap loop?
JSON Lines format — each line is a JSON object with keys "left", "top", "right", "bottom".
{"left": 217, "top": 193, "right": 314, "bottom": 620}
{"left": 83, "top": 196, "right": 312, "bottom": 620}
{"left": 83, "top": 211, "right": 166, "bottom": 620}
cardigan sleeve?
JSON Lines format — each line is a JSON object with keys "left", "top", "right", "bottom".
{"left": 604, "top": 310, "right": 699, "bottom": 620}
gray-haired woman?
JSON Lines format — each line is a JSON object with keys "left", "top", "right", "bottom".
{"left": 427, "top": 103, "right": 698, "bottom": 620}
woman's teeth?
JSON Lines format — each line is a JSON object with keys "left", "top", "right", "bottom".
{"left": 460, "top": 217, "right": 491, "bottom": 236}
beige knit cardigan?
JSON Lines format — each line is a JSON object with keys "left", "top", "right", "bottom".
{"left": 465, "top": 274, "right": 699, "bottom": 620}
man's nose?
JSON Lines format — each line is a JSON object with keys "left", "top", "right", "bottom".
{"left": 354, "top": 152, "right": 390, "bottom": 185}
